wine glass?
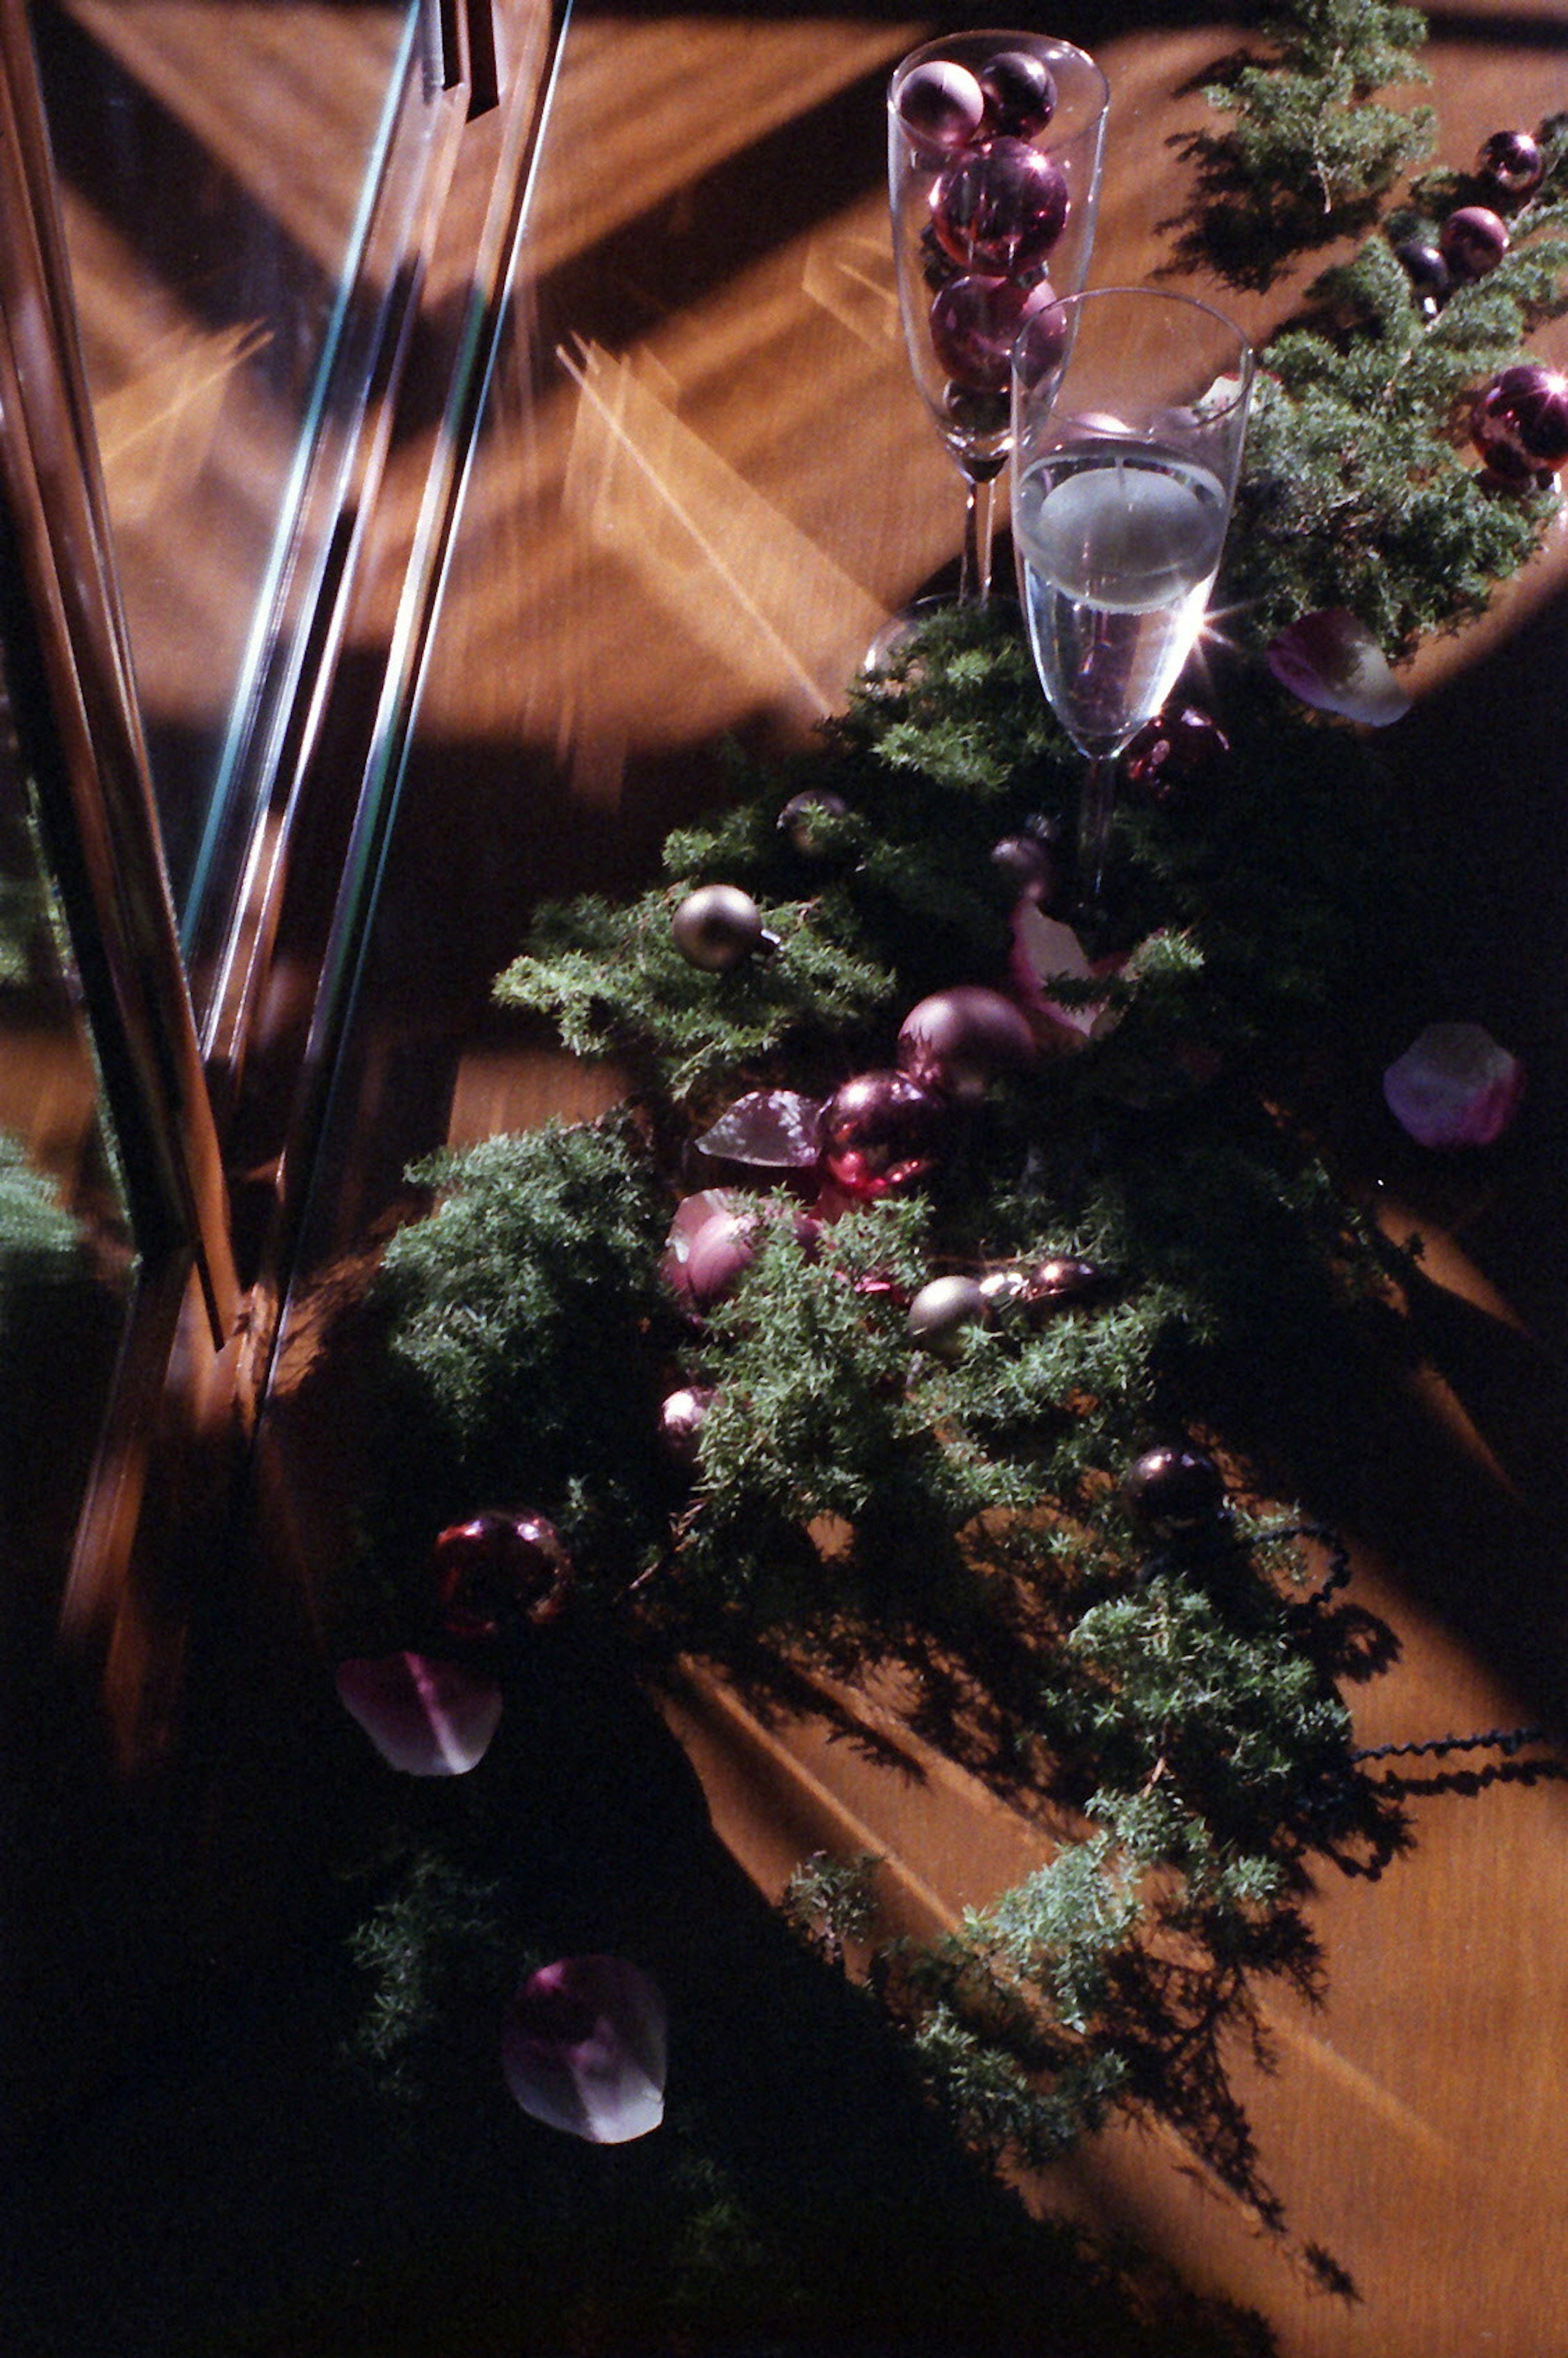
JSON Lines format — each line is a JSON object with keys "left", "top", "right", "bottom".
{"left": 1010, "top": 287, "right": 1255, "bottom": 907}
{"left": 884, "top": 31, "right": 1109, "bottom": 636}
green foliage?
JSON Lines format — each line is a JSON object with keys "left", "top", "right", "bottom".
{"left": 1174, "top": 0, "right": 1432, "bottom": 287}
{"left": 780, "top": 1849, "right": 883, "bottom": 1967}
{"left": 347, "top": 1119, "right": 679, "bottom": 1634}
{"left": 334, "top": 0, "right": 1560, "bottom": 2258}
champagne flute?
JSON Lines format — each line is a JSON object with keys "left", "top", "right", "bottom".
{"left": 1010, "top": 287, "right": 1255, "bottom": 907}
{"left": 885, "top": 31, "right": 1108, "bottom": 635}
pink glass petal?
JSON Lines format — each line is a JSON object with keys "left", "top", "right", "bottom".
{"left": 1383, "top": 1022, "right": 1525, "bottom": 1148}
{"left": 697, "top": 1088, "right": 823, "bottom": 1169}
{"left": 1266, "top": 610, "right": 1412, "bottom": 725}
{"left": 1008, "top": 905, "right": 1122, "bottom": 1045}
{"left": 335, "top": 1652, "right": 502, "bottom": 1776}
{"left": 502, "top": 1955, "right": 667, "bottom": 2144}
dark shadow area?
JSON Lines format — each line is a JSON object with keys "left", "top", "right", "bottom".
{"left": 0, "top": 1484, "right": 1281, "bottom": 2358}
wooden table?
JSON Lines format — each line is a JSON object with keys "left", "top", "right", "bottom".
{"left": 265, "top": 6, "right": 1568, "bottom": 2353}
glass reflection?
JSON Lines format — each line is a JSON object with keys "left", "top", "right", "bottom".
{"left": 29, "top": 0, "right": 428, "bottom": 1018}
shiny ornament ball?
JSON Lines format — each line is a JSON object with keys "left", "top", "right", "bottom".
{"left": 906, "top": 1273, "right": 989, "bottom": 1358}
{"left": 684, "top": 1208, "right": 759, "bottom": 1309}
{"left": 977, "top": 50, "right": 1057, "bottom": 139}
{"left": 1392, "top": 238, "right": 1450, "bottom": 317}
{"left": 897, "top": 984, "right": 1037, "bottom": 1101}
{"left": 931, "top": 137, "right": 1069, "bottom": 274}
{"left": 434, "top": 1510, "right": 575, "bottom": 1643}
{"left": 672, "top": 883, "right": 768, "bottom": 972}
{"left": 657, "top": 1383, "right": 715, "bottom": 1471}
{"left": 1471, "top": 362, "right": 1568, "bottom": 484}
{"left": 942, "top": 382, "right": 1010, "bottom": 439}
{"left": 819, "top": 1069, "right": 947, "bottom": 1199}
{"left": 777, "top": 788, "right": 849, "bottom": 857}
{"left": 897, "top": 58, "right": 987, "bottom": 156}
{"left": 1123, "top": 704, "right": 1232, "bottom": 809}
{"left": 1476, "top": 129, "right": 1544, "bottom": 199}
{"left": 1023, "top": 1255, "right": 1105, "bottom": 1311}
{"left": 977, "top": 1267, "right": 1032, "bottom": 1317}
{"left": 1439, "top": 204, "right": 1509, "bottom": 281}
{"left": 991, "top": 828, "right": 1058, "bottom": 905}
{"left": 928, "top": 272, "right": 1058, "bottom": 395}
{"left": 1120, "top": 1444, "right": 1226, "bottom": 1536}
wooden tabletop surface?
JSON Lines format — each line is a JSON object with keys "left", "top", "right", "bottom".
{"left": 269, "top": 6, "right": 1568, "bottom": 2352}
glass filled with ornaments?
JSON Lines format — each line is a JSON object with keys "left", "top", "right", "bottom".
{"left": 882, "top": 31, "right": 1109, "bottom": 648}
{"left": 1011, "top": 287, "right": 1254, "bottom": 908}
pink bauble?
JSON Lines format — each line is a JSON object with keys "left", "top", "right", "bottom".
{"left": 897, "top": 985, "right": 1037, "bottom": 1101}
{"left": 897, "top": 58, "right": 986, "bottom": 156}
{"left": 928, "top": 272, "right": 1059, "bottom": 394}
{"left": 931, "top": 137, "right": 1069, "bottom": 274}
{"left": 819, "top": 1070, "right": 947, "bottom": 1199}
{"left": 1439, "top": 204, "right": 1509, "bottom": 281}
{"left": 1471, "top": 363, "right": 1568, "bottom": 484}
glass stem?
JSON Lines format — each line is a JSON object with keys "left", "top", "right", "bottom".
{"left": 959, "top": 470, "right": 997, "bottom": 606}
{"left": 1077, "top": 753, "right": 1117, "bottom": 909}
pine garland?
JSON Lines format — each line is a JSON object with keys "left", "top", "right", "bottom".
{"left": 325, "top": 0, "right": 1566, "bottom": 2287}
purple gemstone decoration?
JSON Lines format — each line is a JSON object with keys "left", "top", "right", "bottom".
{"left": 931, "top": 138, "right": 1069, "bottom": 275}
{"left": 896, "top": 58, "right": 985, "bottom": 157}
{"left": 1472, "top": 363, "right": 1568, "bottom": 483}
{"left": 928, "top": 272, "right": 1058, "bottom": 394}
{"left": 977, "top": 50, "right": 1057, "bottom": 139}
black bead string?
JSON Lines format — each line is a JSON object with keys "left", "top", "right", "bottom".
{"left": 1257, "top": 1519, "right": 1354, "bottom": 1616}
{"left": 1350, "top": 1725, "right": 1548, "bottom": 1766}
{"left": 1254, "top": 1522, "right": 1558, "bottom": 1778}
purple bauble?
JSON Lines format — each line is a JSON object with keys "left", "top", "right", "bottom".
{"left": 931, "top": 137, "right": 1069, "bottom": 275}
{"left": 897, "top": 58, "right": 987, "bottom": 157}
{"left": 977, "top": 50, "right": 1057, "bottom": 139}
{"left": 1120, "top": 1443, "right": 1226, "bottom": 1536}
{"left": 434, "top": 1510, "right": 575, "bottom": 1643}
{"left": 685, "top": 1207, "right": 760, "bottom": 1309}
{"left": 1476, "top": 129, "right": 1545, "bottom": 200}
{"left": 1123, "top": 704, "right": 1232, "bottom": 809}
{"left": 897, "top": 985, "right": 1037, "bottom": 1102}
{"left": 929, "top": 272, "right": 1058, "bottom": 394}
{"left": 1013, "top": 298, "right": 1072, "bottom": 392}
{"left": 819, "top": 1070, "right": 947, "bottom": 1200}
{"left": 1471, "top": 362, "right": 1568, "bottom": 484}
{"left": 1439, "top": 204, "right": 1509, "bottom": 282}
